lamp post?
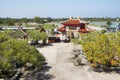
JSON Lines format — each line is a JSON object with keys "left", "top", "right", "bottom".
{"left": 117, "top": 18, "right": 119, "bottom": 21}
{"left": 117, "top": 18, "right": 119, "bottom": 25}
{"left": 117, "top": 18, "right": 120, "bottom": 31}
{"left": 116, "top": 18, "right": 119, "bottom": 31}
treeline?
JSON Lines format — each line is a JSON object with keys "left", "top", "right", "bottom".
{"left": 0, "top": 17, "right": 119, "bottom": 26}
{"left": 54, "top": 17, "right": 120, "bottom": 22}
{"left": 0, "top": 17, "right": 54, "bottom": 26}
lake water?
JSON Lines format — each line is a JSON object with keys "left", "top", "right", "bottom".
{"left": 90, "top": 21, "right": 119, "bottom": 26}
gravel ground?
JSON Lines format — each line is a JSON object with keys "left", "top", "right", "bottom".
{"left": 28, "top": 43, "right": 120, "bottom": 80}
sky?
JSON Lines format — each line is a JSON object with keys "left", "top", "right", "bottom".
{"left": 0, "top": 0, "right": 120, "bottom": 18}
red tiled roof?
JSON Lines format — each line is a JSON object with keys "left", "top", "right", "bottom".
{"left": 62, "top": 19, "right": 89, "bottom": 27}
{"left": 57, "top": 26, "right": 66, "bottom": 32}
{"left": 78, "top": 27, "right": 93, "bottom": 33}
{"left": 62, "top": 19, "right": 80, "bottom": 25}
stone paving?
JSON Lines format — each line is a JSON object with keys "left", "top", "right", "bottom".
{"left": 35, "top": 43, "right": 120, "bottom": 80}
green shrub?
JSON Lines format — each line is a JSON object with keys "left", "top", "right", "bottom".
{"left": 81, "top": 32, "right": 120, "bottom": 68}
{"left": 0, "top": 31, "right": 45, "bottom": 77}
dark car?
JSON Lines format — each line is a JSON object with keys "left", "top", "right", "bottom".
{"left": 48, "top": 37, "right": 61, "bottom": 43}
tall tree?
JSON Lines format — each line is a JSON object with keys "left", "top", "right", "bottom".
{"left": 21, "top": 17, "right": 28, "bottom": 23}
{"left": 28, "top": 30, "right": 48, "bottom": 42}
{"left": 4, "top": 18, "right": 16, "bottom": 26}
{"left": 106, "top": 20, "right": 112, "bottom": 26}
{"left": 34, "top": 16, "right": 44, "bottom": 24}
{"left": 34, "top": 16, "right": 41, "bottom": 23}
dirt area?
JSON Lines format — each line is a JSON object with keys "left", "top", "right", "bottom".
{"left": 27, "top": 43, "right": 120, "bottom": 80}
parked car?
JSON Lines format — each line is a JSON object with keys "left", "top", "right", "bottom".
{"left": 48, "top": 36, "right": 61, "bottom": 43}
{"left": 28, "top": 40, "right": 42, "bottom": 48}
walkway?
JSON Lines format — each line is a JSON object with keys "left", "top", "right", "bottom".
{"left": 34, "top": 43, "right": 120, "bottom": 80}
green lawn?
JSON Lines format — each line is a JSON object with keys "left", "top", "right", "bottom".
{"left": 42, "top": 24, "right": 56, "bottom": 29}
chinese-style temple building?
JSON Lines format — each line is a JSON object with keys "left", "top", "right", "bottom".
{"left": 11, "top": 26, "right": 28, "bottom": 39}
{"left": 58, "top": 17, "right": 93, "bottom": 41}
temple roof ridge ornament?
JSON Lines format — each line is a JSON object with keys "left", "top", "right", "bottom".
{"left": 69, "top": 16, "right": 73, "bottom": 20}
